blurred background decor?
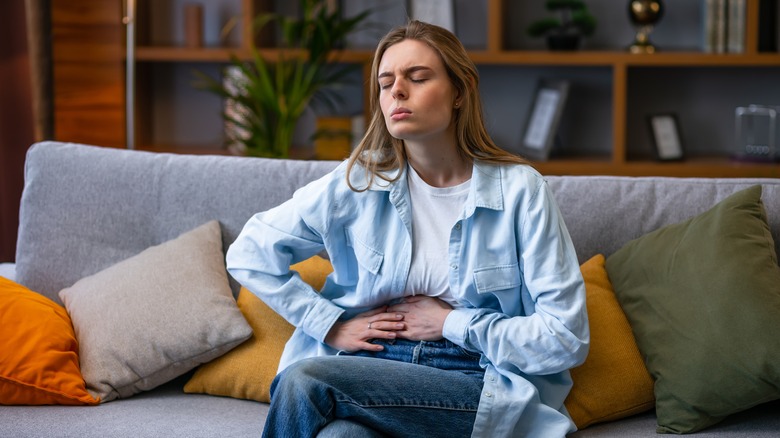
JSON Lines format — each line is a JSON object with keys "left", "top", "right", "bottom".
{"left": 527, "top": 0, "right": 597, "bottom": 51}
{"left": 194, "top": 0, "right": 369, "bottom": 158}
{"left": 628, "top": 0, "right": 664, "bottom": 54}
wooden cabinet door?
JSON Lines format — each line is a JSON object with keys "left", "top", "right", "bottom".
{"left": 51, "top": 0, "right": 125, "bottom": 148}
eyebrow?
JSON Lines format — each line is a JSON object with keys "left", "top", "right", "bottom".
{"left": 378, "top": 65, "right": 433, "bottom": 80}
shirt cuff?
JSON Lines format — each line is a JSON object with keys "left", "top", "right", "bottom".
{"left": 302, "top": 298, "right": 345, "bottom": 343}
{"left": 443, "top": 307, "right": 480, "bottom": 346}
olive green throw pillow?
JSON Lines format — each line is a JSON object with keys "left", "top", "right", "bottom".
{"left": 605, "top": 185, "right": 780, "bottom": 434}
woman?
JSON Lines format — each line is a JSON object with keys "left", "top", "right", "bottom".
{"left": 226, "top": 20, "right": 589, "bottom": 438}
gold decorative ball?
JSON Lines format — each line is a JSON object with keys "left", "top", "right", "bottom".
{"left": 629, "top": 0, "right": 664, "bottom": 26}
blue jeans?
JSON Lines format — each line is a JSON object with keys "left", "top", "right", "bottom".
{"left": 263, "top": 339, "right": 485, "bottom": 438}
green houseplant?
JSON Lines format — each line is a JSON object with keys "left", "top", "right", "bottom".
{"left": 195, "top": 0, "right": 369, "bottom": 158}
{"left": 527, "top": 0, "right": 597, "bottom": 51}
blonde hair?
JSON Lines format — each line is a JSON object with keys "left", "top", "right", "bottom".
{"left": 346, "top": 20, "right": 527, "bottom": 191}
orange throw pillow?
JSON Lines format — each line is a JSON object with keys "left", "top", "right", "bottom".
{"left": 0, "top": 276, "right": 99, "bottom": 405}
{"left": 564, "top": 254, "right": 654, "bottom": 429}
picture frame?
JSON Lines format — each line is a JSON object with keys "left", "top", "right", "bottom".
{"left": 647, "top": 113, "right": 684, "bottom": 161}
{"left": 409, "top": 0, "right": 455, "bottom": 33}
{"left": 518, "top": 79, "right": 570, "bottom": 161}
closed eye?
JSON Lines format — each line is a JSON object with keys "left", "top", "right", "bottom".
{"left": 378, "top": 65, "right": 432, "bottom": 89}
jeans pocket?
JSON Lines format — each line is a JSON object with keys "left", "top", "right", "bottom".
{"left": 456, "top": 345, "right": 482, "bottom": 360}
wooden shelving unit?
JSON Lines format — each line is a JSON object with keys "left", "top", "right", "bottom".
{"left": 53, "top": 0, "right": 780, "bottom": 177}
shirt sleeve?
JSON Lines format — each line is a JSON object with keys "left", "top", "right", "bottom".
{"left": 442, "top": 178, "right": 590, "bottom": 376}
{"left": 226, "top": 183, "right": 345, "bottom": 344}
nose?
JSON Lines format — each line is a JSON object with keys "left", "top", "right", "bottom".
{"left": 391, "top": 80, "right": 407, "bottom": 100}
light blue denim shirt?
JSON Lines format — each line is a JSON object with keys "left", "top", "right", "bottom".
{"left": 227, "top": 160, "right": 589, "bottom": 437}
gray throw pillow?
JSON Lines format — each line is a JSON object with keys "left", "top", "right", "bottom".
{"left": 59, "top": 220, "right": 252, "bottom": 402}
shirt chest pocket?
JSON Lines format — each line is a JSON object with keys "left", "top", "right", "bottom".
{"left": 345, "top": 229, "right": 384, "bottom": 293}
{"left": 473, "top": 264, "right": 522, "bottom": 294}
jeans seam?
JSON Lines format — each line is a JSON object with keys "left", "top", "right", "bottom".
{"left": 337, "top": 398, "right": 479, "bottom": 412}
{"left": 412, "top": 341, "right": 422, "bottom": 364}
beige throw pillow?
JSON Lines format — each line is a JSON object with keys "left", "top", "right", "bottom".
{"left": 59, "top": 221, "right": 252, "bottom": 402}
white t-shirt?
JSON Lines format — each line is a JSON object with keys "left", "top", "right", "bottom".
{"left": 403, "top": 164, "right": 470, "bottom": 308}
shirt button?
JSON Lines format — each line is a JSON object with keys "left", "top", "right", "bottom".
{"left": 488, "top": 376, "right": 495, "bottom": 382}
{"left": 484, "top": 392, "right": 493, "bottom": 398}
{"left": 454, "top": 222, "right": 461, "bottom": 230}
{"left": 450, "top": 264, "right": 458, "bottom": 270}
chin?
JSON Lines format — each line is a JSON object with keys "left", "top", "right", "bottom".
{"left": 386, "top": 128, "right": 412, "bottom": 141}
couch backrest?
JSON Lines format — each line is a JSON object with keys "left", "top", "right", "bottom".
{"left": 546, "top": 175, "right": 780, "bottom": 263}
{"left": 15, "top": 142, "right": 339, "bottom": 303}
{"left": 15, "top": 142, "right": 780, "bottom": 304}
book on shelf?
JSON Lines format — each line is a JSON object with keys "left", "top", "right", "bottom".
{"left": 703, "top": 0, "right": 746, "bottom": 53}
{"left": 727, "top": 0, "right": 745, "bottom": 53}
{"left": 758, "top": 0, "right": 778, "bottom": 52}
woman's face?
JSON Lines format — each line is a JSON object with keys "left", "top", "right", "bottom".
{"left": 377, "top": 39, "right": 459, "bottom": 144}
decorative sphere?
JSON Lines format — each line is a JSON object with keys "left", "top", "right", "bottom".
{"left": 629, "top": 0, "right": 664, "bottom": 26}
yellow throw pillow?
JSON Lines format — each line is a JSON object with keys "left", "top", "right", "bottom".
{"left": 184, "top": 255, "right": 333, "bottom": 402}
{"left": 0, "top": 276, "right": 99, "bottom": 405}
{"left": 564, "top": 254, "right": 655, "bottom": 429}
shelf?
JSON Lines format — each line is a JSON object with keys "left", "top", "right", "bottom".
{"left": 132, "top": 144, "right": 780, "bottom": 179}
{"left": 475, "top": 51, "right": 779, "bottom": 67}
{"left": 618, "top": 52, "right": 780, "bottom": 67}
{"left": 619, "top": 159, "right": 780, "bottom": 178}
{"left": 535, "top": 158, "right": 780, "bottom": 178}
{"left": 136, "top": 46, "right": 780, "bottom": 67}
{"left": 136, "top": 47, "right": 239, "bottom": 62}
{"left": 136, "top": 46, "right": 375, "bottom": 63}
{"left": 137, "top": 143, "right": 317, "bottom": 160}
{"left": 134, "top": 46, "right": 619, "bottom": 65}
{"left": 52, "top": 0, "right": 780, "bottom": 178}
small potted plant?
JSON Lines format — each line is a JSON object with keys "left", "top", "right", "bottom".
{"left": 527, "top": 0, "right": 597, "bottom": 51}
{"left": 195, "top": 0, "right": 369, "bottom": 158}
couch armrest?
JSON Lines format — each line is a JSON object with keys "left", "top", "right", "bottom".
{"left": 0, "top": 263, "right": 15, "bottom": 282}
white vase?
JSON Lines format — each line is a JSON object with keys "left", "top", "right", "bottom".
{"left": 222, "top": 65, "right": 250, "bottom": 155}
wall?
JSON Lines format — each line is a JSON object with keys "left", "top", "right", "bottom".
{"left": 0, "top": 1, "right": 36, "bottom": 262}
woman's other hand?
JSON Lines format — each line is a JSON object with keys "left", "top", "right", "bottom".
{"left": 324, "top": 306, "right": 405, "bottom": 353}
{"left": 387, "top": 296, "right": 453, "bottom": 342}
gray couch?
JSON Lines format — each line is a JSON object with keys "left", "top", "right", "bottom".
{"left": 2, "top": 141, "right": 779, "bottom": 437}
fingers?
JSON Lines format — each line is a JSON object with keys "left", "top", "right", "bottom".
{"left": 359, "top": 341, "right": 384, "bottom": 352}
{"left": 365, "top": 311, "right": 404, "bottom": 327}
{"left": 368, "top": 320, "right": 405, "bottom": 336}
{"left": 357, "top": 305, "right": 389, "bottom": 318}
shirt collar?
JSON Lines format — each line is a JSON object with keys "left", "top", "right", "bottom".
{"left": 350, "top": 160, "right": 505, "bottom": 213}
{"left": 467, "top": 161, "right": 504, "bottom": 214}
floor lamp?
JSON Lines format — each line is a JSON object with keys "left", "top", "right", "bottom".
{"left": 123, "top": 0, "right": 136, "bottom": 149}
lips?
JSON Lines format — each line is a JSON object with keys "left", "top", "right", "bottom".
{"left": 390, "top": 107, "right": 412, "bottom": 120}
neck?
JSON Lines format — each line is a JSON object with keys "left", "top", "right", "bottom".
{"left": 405, "top": 133, "right": 472, "bottom": 188}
